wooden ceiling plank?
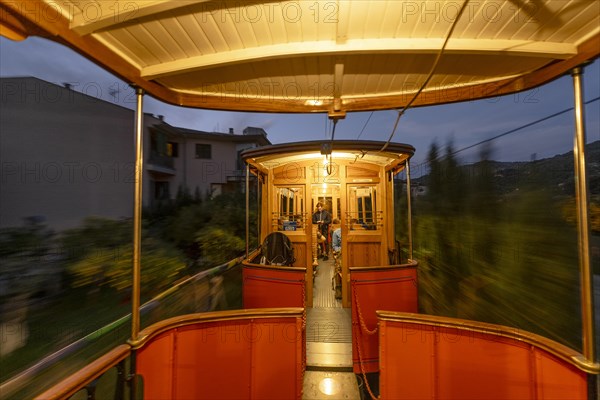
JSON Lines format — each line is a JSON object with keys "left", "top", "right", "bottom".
{"left": 70, "top": 0, "right": 210, "bottom": 35}
{"left": 141, "top": 37, "right": 577, "bottom": 79}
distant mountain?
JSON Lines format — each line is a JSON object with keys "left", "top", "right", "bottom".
{"left": 413, "top": 141, "right": 600, "bottom": 196}
{"left": 489, "top": 140, "right": 599, "bottom": 195}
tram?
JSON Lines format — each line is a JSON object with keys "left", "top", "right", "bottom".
{"left": 1, "top": 1, "right": 599, "bottom": 399}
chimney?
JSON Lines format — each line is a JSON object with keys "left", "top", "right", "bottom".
{"left": 229, "top": 128, "right": 234, "bottom": 134}
{"left": 158, "top": 115, "right": 164, "bottom": 121}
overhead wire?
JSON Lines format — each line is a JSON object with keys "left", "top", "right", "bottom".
{"left": 357, "top": 111, "right": 374, "bottom": 139}
{"left": 380, "top": 0, "right": 470, "bottom": 151}
{"left": 325, "top": 117, "right": 338, "bottom": 175}
{"left": 415, "top": 95, "right": 600, "bottom": 169}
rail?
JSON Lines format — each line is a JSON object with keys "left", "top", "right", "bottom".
{"left": 0, "top": 254, "right": 248, "bottom": 399}
{"left": 31, "top": 308, "right": 305, "bottom": 400}
{"left": 33, "top": 345, "right": 131, "bottom": 400}
{"left": 134, "top": 308, "right": 305, "bottom": 399}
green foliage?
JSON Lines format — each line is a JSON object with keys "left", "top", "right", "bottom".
{"left": 0, "top": 221, "right": 56, "bottom": 304}
{"left": 163, "top": 191, "right": 258, "bottom": 262}
{"left": 0, "top": 220, "right": 54, "bottom": 257}
{"left": 61, "top": 217, "right": 186, "bottom": 297}
{"left": 412, "top": 140, "right": 582, "bottom": 351}
{"left": 195, "top": 226, "right": 245, "bottom": 266}
{"left": 60, "top": 217, "right": 130, "bottom": 262}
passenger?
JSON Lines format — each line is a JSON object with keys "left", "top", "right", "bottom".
{"left": 350, "top": 218, "right": 364, "bottom": 230}
{"left": 331, "top": 218, "right": 342, "bottom": 253}
{"left": 330, "top": 219, "right": 343, "bottom": 300}
{"left": 312, "top": 202, "right": 331, "bottom": 260}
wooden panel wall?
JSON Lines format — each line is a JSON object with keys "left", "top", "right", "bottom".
{"left": 347, "top": 242, "right": 381, "bottom": 267}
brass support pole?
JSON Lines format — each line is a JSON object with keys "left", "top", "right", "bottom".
{"left": 406, "top": 161, "right": 413, "bottom": 260}
{"left": 257, "top": 174, "right": 260, "bottom": 242}
{"left": 246, "top": 164, "right": 250, "bottom": 259}
{"left": 571, "top": 66, "right": 595, "bottom": 363}
{"left": 131, "top": 87, "right": 144, "bottom": 343}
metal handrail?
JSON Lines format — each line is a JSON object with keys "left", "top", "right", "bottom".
{"left": 0, "top": 253, "right": 250, "bottom": 398}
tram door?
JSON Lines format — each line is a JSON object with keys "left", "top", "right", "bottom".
{"left": 311, "top": 183, "right": 342, "bottom": 305}
{"left": 311, "top": 184, "right": 341, "bottom": 222}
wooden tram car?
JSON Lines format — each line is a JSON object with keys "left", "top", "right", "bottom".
{"left": 240, "top": 140, "right": 415, "bottom": 308}
{"left": 1, "top": 1, "right": 598, "bottom": 399}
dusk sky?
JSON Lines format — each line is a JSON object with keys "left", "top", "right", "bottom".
{"left": 1, "top": 35, "right": 599, "bottom": 169}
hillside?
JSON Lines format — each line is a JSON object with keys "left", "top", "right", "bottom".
{"left": 490, "top": 140, "right": 600, "bottom": 195}
{"left": 413, "top": 141, "right": 600, "bottom": 196}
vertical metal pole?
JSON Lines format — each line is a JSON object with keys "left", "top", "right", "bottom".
{"left": 390, "top": 171, "right": 396, "bottom": 263}
{"left": 257, "top": 172, "right": 261, "bottom": 244}
{"left": 571, "top": 66, "right": 595, "bottom": 363}
{"left": 246, "top": 164, "right": 250, "bottom": 259}
{"left": 131, "top": 87, "right": 144, "bottom": 343}
{"left": 406, "top": 161, "right": 413, "bottom": 260}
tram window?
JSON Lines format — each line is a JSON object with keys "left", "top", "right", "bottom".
{"left": 274, "top": 187, "right": 305, "bottom": 231}
{"left": 347, "top": 186, "right": 381, "bottom": 230}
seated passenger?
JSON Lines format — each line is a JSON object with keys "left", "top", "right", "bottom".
{"left": 331, "top": 218, "right": 341, "bottom": 253}
{"left": 350, "top": 218, "right": 365, "bottom": 230}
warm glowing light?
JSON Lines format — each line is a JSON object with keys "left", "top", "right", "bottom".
{"left": 305, "top": 99, "right": 323, "bottom": 106}
{"left": 318, "top": 377, "right": 341, "bottom": 395}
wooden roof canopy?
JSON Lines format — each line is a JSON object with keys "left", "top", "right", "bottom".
{"left": 1, "top": 0, "right": 599, "bottom": 116}
{"left": 241, "top": 140, "right": 415, "bottom": 174}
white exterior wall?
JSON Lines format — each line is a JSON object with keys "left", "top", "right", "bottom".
{"left": 184, "top": 138, "right": 237, "bottom": 197}
{"left": 1, "top": 78, "right": 136, "bottom": 230}
{"left": 0, "top": 78, "right": 268, "bottom": 230}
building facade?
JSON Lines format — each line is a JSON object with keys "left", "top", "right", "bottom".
{"left": 0, "top": 77, "right": 270, "bottom": 230}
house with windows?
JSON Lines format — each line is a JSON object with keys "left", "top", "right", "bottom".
{"left": 0, "top": 77, "right": 270, "bottom": 230}
{"left": 148, "top": 123, "right": 270, "bottom": 203}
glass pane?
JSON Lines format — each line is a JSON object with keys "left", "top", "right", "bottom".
{"left": 347, "top": 186, "right": 380, "bottom": 230}
{"left": 274, "top": 187, "right": 305, "bottom": 231}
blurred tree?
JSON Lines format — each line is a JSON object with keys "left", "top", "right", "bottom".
{"left": 195, "top": 226, "right": 245, "bottom": 266}
{"left": 0, "top": 220, "right": 55, "bottom": 308}
{"left": 163, "top": 191, "right": 258, "bottom": 264}
{"left": 412, "top": 138, "right": 583, "bottom": 351}
{"left": 61, "top": 217, "right": 186, "bottom": 298}
{"left": 0, "top": 219, "right": 54, "bottom": 258}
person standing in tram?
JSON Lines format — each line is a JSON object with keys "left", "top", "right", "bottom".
{"left": 312, "top": 202, "right": 331, "bottom": 260}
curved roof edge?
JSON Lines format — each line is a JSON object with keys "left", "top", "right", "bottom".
{"left": 241, "top": 140, "right": 415, "bottom": 162}
{"left": 2, "top": 1, "right": 598, "bottom": 114}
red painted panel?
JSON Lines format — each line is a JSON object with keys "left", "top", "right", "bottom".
{"left": 174, "top": 321, "right": 252, "bottom": 399}
{"left": 379, "top": 320, "right": 434, "bottom": 398}
{"left": 435, "top": 327, "right": 532, "bottom": 399}
{"left": 351, "top": 267, "right": 418, "bottom": 373}
{"left": 243, "top": 266, "right": 305, "bottom": 308}
{"left": 136, "top": 331, "right": 175, "bottom": 399}
{"left": 135, "top": 315, "right": 303, "bottom": 399}
{"left": 380, "top": 319, "right": 590, "bottom": 400}
{"left": 535, "top": 349, "right": 587, "bottom": 399}
{"left": 250, "top": 318, "right": 304, "bottom": 399}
